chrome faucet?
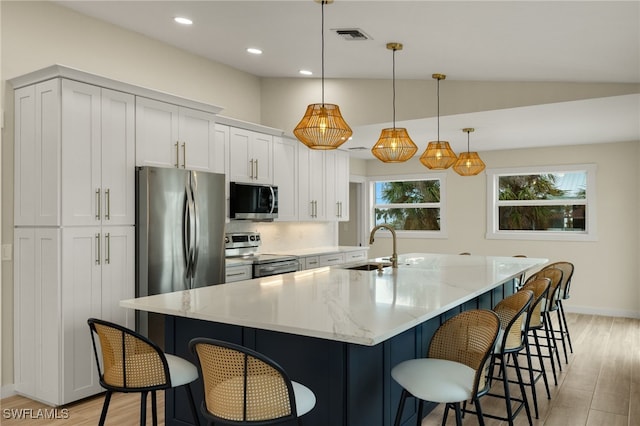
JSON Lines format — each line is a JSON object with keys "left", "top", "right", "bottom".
{"left": 369, "top": 224, "right": 398, "bottom": 268}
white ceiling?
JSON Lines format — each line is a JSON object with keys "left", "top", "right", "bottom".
{"left": 55, "top": 1, "right": 640, "bottom": 156}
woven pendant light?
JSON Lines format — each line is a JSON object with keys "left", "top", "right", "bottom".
{"left": 453, "top": 128, "right": 486, "bottom": 176}
{"left": 371, "top": 43, "right": 417, "bottom": 162}
{"left": 419, "top": 74, "right": 457, "bottom": 169}
{"left": 293, "top": 0, "right": 352, "bottom": 150}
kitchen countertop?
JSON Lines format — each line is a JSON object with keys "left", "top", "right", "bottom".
{"left": 121, "top": 253, "right": 546, "bottom": 346}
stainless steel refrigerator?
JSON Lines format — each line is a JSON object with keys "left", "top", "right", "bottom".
{"left": 136, "top": 166, "right": 226, "bottom": 347}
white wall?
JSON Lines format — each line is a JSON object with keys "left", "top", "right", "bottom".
{"left": 363, "top": 141, "right": 640, "bottom": 317}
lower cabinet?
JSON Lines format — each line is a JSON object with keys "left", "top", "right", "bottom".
{"left": 13, "top": 226, "right": 134, "bottom": 406}
{"left": 344, "top": 250, "right": 367, "bottom": 263}
{"left": 319, "top": 253, "right": 345, "bottom": 267}
{"left": 225, "top": 264, "right": 252, "bottom": 283}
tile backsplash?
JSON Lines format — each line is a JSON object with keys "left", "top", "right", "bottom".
{"left": 226, "top": 221, "right": 338, "bottom": 252}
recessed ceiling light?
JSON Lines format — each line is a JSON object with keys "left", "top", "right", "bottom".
{"left": 299, "top": 70, "right": 313, "bottom": 76}
{"left": 246, "top": 47, "right": 263, "bottom": 55}
{"left": 174, "top": 17, "right": 193, "bottom": 25}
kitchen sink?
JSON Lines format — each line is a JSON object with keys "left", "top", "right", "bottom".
{"left": 344, "top": 262, "right": 392, "bottom": 271}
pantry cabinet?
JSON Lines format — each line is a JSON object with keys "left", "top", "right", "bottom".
{"left": 229, "top": 127, "right": 273, "bottom": 184}
{"left": 136, "top": 97, "right": 217, "bottom": 172}
{"left": 13, "top": 226, "right": 134, "bottom": 405}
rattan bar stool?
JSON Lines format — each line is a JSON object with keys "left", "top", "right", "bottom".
{"left": 88, "top": 318, "right": 200, "bottom": 426}
{"left": 477, "top": 290, "right": 534, "bottom": 426}
{"left": 527, "top": 267, "right": 565, "bottom": 373}
{"left": 516, "top": 278, "right": 553, "bottom": 419}
{"left": 391, "top": 309, "right": 500, "bottom": 426}
{"left": 189, "top": 338, "right": 316, "bottom": 426}
{"left": 541, "top": 261, "right": 575, "bottom": 360}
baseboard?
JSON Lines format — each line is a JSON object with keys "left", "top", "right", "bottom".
{"left": 1, "top": 384, "right": 16, "bottom": 399}
{"left": 564, "top": 304, "right": 640, "bottom": 319}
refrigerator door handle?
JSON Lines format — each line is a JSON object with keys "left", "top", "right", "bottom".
{"left": 190, "top": 173, "right": 200, "bottom": 286}
{"left": 183, "top": 181, "right": 194, "bottom": 280}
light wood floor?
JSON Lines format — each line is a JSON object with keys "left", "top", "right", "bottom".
{"left": 1, "top": 313, "right": 638, "bottom": 425}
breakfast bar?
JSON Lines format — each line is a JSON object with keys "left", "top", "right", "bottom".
{"left": 121, "top": 253, "right": 546, "bottom": 426}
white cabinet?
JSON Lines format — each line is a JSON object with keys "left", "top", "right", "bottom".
{"left": 13, "top": 76, "right": 135, "bottom": 406}
{"left": 229, "top": 127, "right": 273, "bottom": 184}
{"left": 273, "top": 137, "right": 298, "bottom": 221}
{"left": 136, "top": 97, "right": 218, "bottom": 172}
{"left": 14, "top": 81, "right": 60, "bottom": 226}
{"left": 298, "top": 147, "right": 326, "bottom": 220}
{"left": 325, "top": 150, "right": 350, "bottom": 221}
{"left": 214, "top": 124, "right": 231, "bottom": 220}
{"left": 13, "top": 226, "right": 134, "bottom": 405}
{"left": 225, "top": 264, "right": 252, "bottom": 283}
{"left": 344, "top": 250, "right": 368, "bottom": 263}
{"left": 319, "top": 253, "right": 345, "bottom": 267}
{"left": 61, "top": 80, "right": 135, "bottom": 226}
{"left": 302, "top": 256, "right": 320, "bottom": 270}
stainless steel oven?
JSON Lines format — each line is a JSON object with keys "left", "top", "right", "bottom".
{"left": 225, "top": 232, "right": 299, "bottom": 278}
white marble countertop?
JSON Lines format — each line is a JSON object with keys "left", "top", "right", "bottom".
{"left": 121, "top": 253, "right": 546, "bottom": 346}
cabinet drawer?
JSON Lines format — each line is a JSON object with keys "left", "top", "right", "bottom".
{"left": 303, "top": 256, "right": 320, "bottom": 270}
{"left": 344, "top": 250, "right": 368, "bottom": 262}
{"left": 318, "top": 253, "right": 345, "bottom": 267}
{"left": 225, "top": 265, "right": 252, "bottom": 283}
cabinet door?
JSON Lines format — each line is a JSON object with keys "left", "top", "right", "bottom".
{"left": 61, "top": 227, "right": 103, "bottom": 402}
{"left": 273, "top": 137, "right": 298, "bottom": 221}
{"left": 14, "top": 80, "right": 61, "bottom": 226}
{"left": 14, "top": 228, "right": 61, "bottom": 405}
{"left": 135, "top": 96, "right": 180, "bottom": 168}
{"left": 101, "top": 226, "right": 135, "bottom": 329}
{"left": 179, "top": 107, "right": 217, "bottom": 172}
{"left": 298, "top": 147, "right": 326, "bottom": 220}
{"left": 61, "top": 80, "right": 101, "bottom": 226}
{"left": 229, "top": 127, "right": 253, "bottom": 182}
{"left": 325, "top": 151, "right": 338, "bottom": 220}
{"left": 101, "top": 89, "right": 135, "bottom": 225}
{"left": 251, "top": 132, "right": 273, "bottom": 184}
{"left": 225, "top": 265, "right": 252, "bottom": 283}
{"left": 214, "top": 124, "right": 230, "bottom": 220}
{"left": 335, "top": 151, "right": 350, "bottom": 221}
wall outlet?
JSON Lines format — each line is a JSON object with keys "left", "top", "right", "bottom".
{"left": 1, "top": 244, "right": 12, "bottom": 261}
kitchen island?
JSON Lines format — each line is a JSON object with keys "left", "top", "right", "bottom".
{"left": 121, "top": 253, "right": 546, "bottom": 426}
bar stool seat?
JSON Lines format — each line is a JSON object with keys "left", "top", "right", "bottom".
{"left": 392, "top": 358, "right": 475, "bottom": 403}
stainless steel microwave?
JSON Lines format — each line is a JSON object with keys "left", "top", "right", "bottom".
{"left": 229, "top": 182, "right": 278, "bottom": 221}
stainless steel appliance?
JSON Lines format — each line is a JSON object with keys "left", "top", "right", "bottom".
{"left": 229, "top": 182, "right": 278, "bottom": 221}
{"left": 136, "top": 166, "right": 226, "bottom": 347}
{"left": 225, "top": 232, "right": 299, "bottom": 278}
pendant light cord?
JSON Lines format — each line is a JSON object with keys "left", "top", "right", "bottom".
{"left": 436, "top": 78, "right": 440, "bottom": 141}
{"left": 392, "top": 47, "right": 396, "bottom": 128}
{"left": 467, "top": 130, "right": 470, "bottom": 153}
{"left": 321, "top": 0, "right": 325, "bottom": 106}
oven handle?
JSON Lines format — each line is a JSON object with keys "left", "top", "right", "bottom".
{"left": 269, "top": 185, "right": 276, "bottom": 214}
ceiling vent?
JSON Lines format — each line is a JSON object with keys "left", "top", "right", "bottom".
{"left": 348, "top": 146, "right": 369, "bottom": 151}
{"left": 332, "top": 28, "right": 371, "bottom": 41}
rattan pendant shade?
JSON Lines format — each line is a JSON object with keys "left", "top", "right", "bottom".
{"left": 453, "top": 128, "right": 486, "bottom": 176}
{"left": 371, "top": 43, "right": 417, "bottom": 163}
{"left": 293, "top": 0, "right": 352, "bottom": 150}
{"left": 419, "top": 74, "right": 457, "bottom": 170}
{"left": 294, "top": 103, "right": 352, "bottom": 149}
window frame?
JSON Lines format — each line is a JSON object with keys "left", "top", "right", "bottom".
{"left": 486, "top": 164, "right": 598, "bottom": 241}
{"left": 368, "top": 173, "right": 448, "bottom": 239}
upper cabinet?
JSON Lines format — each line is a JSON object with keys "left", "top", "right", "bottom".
{"left": 135, "top": 97, "right": 217, "bottom": 172}
{"left": 229, "top": 127, "right": 273, "bottom": 184}
{"left": 298, "top": 147, "right": 327, "bottom": 221}
{"left": 327, "top": 150, "right": 350, "bottom": 221}
{"left": 14, "top": 78, "right": 135, "bottom": 227}
{"left": 272, "top": 137, "right": 298, "bottom": 221}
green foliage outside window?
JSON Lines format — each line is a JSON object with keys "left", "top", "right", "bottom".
{"left": 374, "top": 180, "right": 441, "bottom": 231}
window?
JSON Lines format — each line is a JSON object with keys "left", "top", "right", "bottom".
{"left": 486, "top": 164, "right": 597, "bottom": 241}
{"left": 370, "top": 174, "right": 446, "bottom": 238}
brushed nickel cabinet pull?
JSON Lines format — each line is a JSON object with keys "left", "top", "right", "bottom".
{"left": 255, "top": 159, "right": 259, "bottom": 179}
{"left": 249, "top": 159, "right": 254, "bottom": 179}
{"left": 95, "top": 233, "right": 101, "bottom": 265}
{"left": 95, "top": 189, "right": 101, "bottom": 221}
{"left": 175, "top": 141, "right": 180, "bottom": 168}
{"left": 105, "top": 188, "right": 110, "bottom": 220}
{"left": 182, "top": 142, "right": 186, "bottom": 169}
{"left": 105, "top": 233, "right": 110, "bottom": 265}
